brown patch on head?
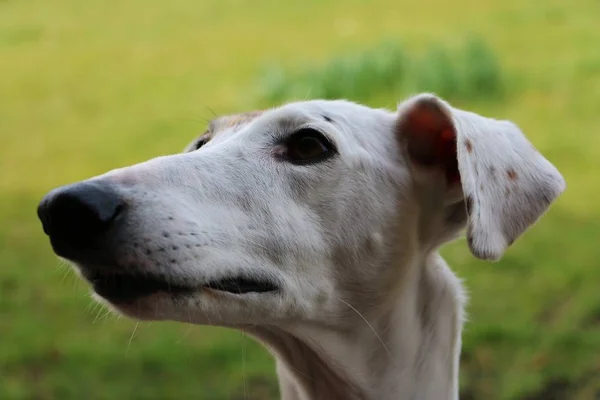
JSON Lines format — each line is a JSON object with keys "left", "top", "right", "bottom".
{"left": 506, "top": 168, "right": 518, "bottom": 181}
{"left": 214, "top": 110, "right": 265, "bottom": 134}
{"left": 185, "top": 110, "right": 265, "bottom": 152}
{"left": 465, "top": 139, "right": 473, "bottom": 153}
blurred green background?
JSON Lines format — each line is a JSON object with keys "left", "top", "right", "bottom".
{"left": 1, "top": 0, "right": 599, "bottom": 399}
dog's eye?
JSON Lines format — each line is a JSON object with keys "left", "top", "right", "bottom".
{"left": 284, "top": 128, "right": 336, "bottom": 164}
{"left": 190, "top": 133, "right": 210, "bottom": 151}
{"left": 192, "top": 137, "right": 208, "bottom": 150}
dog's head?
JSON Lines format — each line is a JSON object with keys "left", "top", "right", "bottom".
{"left": 38, "top": 94, "right": 565, "bottom": 327}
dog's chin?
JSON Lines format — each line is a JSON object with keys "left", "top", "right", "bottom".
{"left": 91, "top": 289, "right": 185, "bottom": 321}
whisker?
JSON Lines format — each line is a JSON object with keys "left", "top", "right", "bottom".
{"left": 85, "top": 299, "right": 99, "bottom": 316}
{"left": 97, "top": 307, "right": 114, "bottom": 323}
{"left": 92, "top": 304, "right": 107, "bottom": 324}
{"left": 336, "top": 296, "right": 394, "bottom": 361}
{"left": 180, "top": 116, "right": 213, "bottom": 126}
{"left": 304, "top": 85, "right": 313, "bottom": 101}
{"left": 241, "top": 331, "right": 248, "bottom": 400}
{"left": 203, "top": 105, "right": 218, "bottom": 118}
{"left": 126, "top": 322, "right": 140, "bottom": 358}
{"left": 176, "top": 325, "right": 193, "bottom": 345}
{"left": 202, "top": 308, "right": 213, "bottom": 326}
{"left": 241, "top": 327, "right": 319, "bottom": 385}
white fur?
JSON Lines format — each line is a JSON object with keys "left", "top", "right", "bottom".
{"left": 65, "top": 94, "right": 564, "bottom": 399}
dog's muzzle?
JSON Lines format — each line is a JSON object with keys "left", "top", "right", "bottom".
{"left": 36, "top": 181, "right": 196, "bottom": 303}
{"left": 37, "top": 181, "right": 279, "bottom": 303}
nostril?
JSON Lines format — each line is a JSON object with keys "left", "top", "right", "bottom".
{"left": 37, "top": 181, "right": 125, "bottom": 253}
{"left": 70, "top": 184, "right": 125, "bottom": 226}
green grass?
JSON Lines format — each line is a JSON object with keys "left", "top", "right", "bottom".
{"left": 258, "top": 36, "right": 505, "bottom": 104}
{"left": 1, "top": 0, "right": 600, "bottom": 399}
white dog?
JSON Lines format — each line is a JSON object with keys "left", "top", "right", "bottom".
{"left": 38, "top": 93, "right": 565, "bottom": 400}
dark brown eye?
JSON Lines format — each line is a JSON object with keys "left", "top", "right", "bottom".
{"left": 284, "top": 128, "right": 336, "bottom": 165}
{"left": 192, "top": 137, "right": 208, "bottom": 151}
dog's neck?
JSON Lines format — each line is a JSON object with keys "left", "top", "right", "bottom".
{"left": 246, "top": 253, "right": 465, "bottom": 400}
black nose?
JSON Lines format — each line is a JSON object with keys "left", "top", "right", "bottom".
{"left": 38, "top": 181, "right": 125, "bottom": 257}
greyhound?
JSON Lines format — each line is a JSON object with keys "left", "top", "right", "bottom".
{"left": 38, "top": 93, "right": 565, "bottom": 400}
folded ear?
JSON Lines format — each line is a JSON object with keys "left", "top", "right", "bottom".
{"left": 397, "top": 93, "right": 566, "bottom": 261}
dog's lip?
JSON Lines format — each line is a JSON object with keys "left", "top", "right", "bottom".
{"left": 82, "top": 270, "right": 278, "bottom": 302}
{"left": 203, "top": 276, "right": 278, "bottom": 294}
{"left": 86, "top": 271, "right": 194, "bottom": 303}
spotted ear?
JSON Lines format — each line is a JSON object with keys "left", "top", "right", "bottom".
{"left": 397, "top": 93, "right": 566, "bottom": 261}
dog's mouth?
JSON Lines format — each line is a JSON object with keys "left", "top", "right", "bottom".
{"left": 87, "top": 272, "right": 193, "bottom": 303}
{"left": 204, "top": 277, "right": 278, "bottom": 294}
{"left": 85, "top": 271, "right": 278, "bottom": 303}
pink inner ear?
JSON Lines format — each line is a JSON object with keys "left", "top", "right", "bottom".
{"left": 402, "top": 103, "right": 460, "bottom": 184}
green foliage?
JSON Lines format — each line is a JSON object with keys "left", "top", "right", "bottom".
{"left": 258, "top": 37, "right": 505, "bottom": 104}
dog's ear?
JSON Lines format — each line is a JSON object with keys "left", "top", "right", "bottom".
{"left": 397, "top": 93, "right": 566, "bottom": 261}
